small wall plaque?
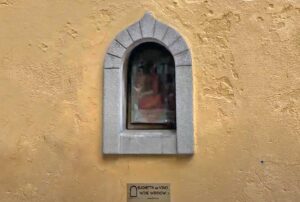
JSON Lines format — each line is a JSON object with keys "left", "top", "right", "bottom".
{"left": 127, "top": 183, "right": 170, "bottom": 202}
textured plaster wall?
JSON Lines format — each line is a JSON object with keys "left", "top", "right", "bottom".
{"left": 0, "top": 0, "right": 300, "bottom": 201}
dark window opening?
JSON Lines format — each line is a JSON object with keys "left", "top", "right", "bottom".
{"left": 127, "top": 42, "right": 176, "bottom": 129}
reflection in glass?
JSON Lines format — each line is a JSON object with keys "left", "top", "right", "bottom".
{"left": 127, "top": 42, "right": 176, "bottom": 129}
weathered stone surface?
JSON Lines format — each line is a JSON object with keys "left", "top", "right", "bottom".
{"left": 104, "top": 54, "right": 122, "bottom": 68}
{"left": 162, "top": 27, "right": 180, "bottom": 46}
{"left": 103, "top": 69, "right": 122, "bottom": 154}
{"left": 153, "top": 20, "right": 168, "bottom": 40}
{"left": 169, "top": 37, "right": 188, "bottom": 55}
{"left": 140, "top": 12, "right": 155, "bottom": 38}
{"left": 120, "top": 131, "right": 176, "bottom": 154}
{"left": 127, "top": 22, "right": 142, "bottom": 41}
{"left": 175, "top": 66, "right": 194, "bottom": 154}
{"left": 116, "top": 29, "right": 132, "bottom": 48}
{"left": 174, "top": 50, "right": 192, "bottom": 67}
{"left": 107, "top": 40, "right": 126, "bottom": 57}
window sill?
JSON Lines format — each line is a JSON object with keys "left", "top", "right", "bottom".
{"left": 119, "top": 130, "right": 176, "bottom": 154}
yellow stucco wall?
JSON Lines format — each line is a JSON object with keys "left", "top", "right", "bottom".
{"left": 1, "top": 0, "right": 300, "bottom": 201}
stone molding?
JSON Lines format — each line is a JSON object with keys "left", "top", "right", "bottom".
{"left": 103, "top": 12, "right": 194, "bottom": 154}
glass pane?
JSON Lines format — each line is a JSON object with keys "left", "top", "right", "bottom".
{"left": 127, "top": 42, "right": 176, "bottom": 129}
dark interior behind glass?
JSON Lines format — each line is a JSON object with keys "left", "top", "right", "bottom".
{"left": 127, "top": 42, "right": 176, "bottom": 130}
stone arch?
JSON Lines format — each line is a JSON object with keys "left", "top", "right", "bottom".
{"left": 103, "top": 12, "right": 193, "bottom": 154}
{"left": 104, "top": 12, "right": 192, "bottom": 69}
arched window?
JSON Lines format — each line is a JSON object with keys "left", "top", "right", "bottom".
{"left": 127, "top": 42, "right": 176, "bottom": 130}
{"left": 103, "top": 12, "right": 194, "bottom": 154}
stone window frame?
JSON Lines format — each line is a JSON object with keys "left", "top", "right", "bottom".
{"left": 102, "top": 12, "right": 194, "bottom": 154}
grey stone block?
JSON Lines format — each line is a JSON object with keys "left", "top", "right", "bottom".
{"left": 153, "top": 21, "right": 168, "bottom": 41}
{"left": 107, "top": 40, "right": 126, "bottom": 58}
{"left": 140, "top": 12, "right": 155, "bottom": 38}
{"left": 169, "top": 37, "right": 188, "bottom": 55}
{"left": 161, "top": 134, "right": 177, "bottom": 154}
{"left": 176, "top": 66, "right": 194, "bottom": 154}
{"left": 104, "top": 54, "right": 122, "bottom": 68}
{"left": 103, "top": 69, "right": 122, "bottom": 154}
{"left": 174, "top": 50, "right": 192, "bottom": 67}
{"left": 127, "top": 22, "right": 142, "bottom": 41}
{"left": 162, "top": 27, "right": 180, "bottom": 46}
{"left": 120, "top": 131, "right": 176, "bottom": 154}
{"left": 116, "top": 29, "right": 133, "bottom": 48}
{"left": 120, "top": 135, "right": 162, "bottom": 154}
